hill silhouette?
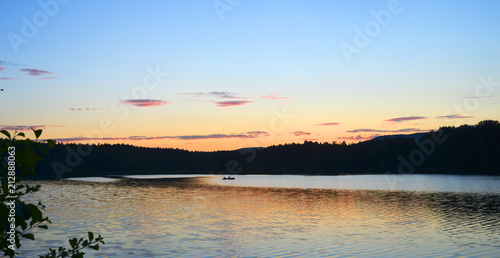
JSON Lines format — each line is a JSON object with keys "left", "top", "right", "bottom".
{"left": 32, "top": 120, "right": 500, "bottom": 178}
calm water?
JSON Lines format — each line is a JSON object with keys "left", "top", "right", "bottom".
{"left": 20, "top": 174, "right": 500, "bottom": 257}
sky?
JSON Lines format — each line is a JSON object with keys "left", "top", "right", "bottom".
{"left": 1, "top": 0, "right": 499, "bottom": 151}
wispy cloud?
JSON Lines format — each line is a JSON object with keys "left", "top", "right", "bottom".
{"left": 121, "top": 99, "right": 171, "bottom": 107}
{"left": 70, "top": 108, "right": 101, "bottom": 111}
{"left": 435, "top": 115, "right": 474, "bottom": 119}
{"left": 0, "top": 60, "right": 21, "bottom": 66}
{"left": 49, "top": 131, "right": 269, "bottom": 142}
{"left": 385, "top": 116, "right": 427, "bottom": 123}
{"left": 0, "top": 61, "right": 58, "bottom": 80}
{"left": 40, "top": 76, "right": 58, "bottom": 80}
{"left": 338, "top": 134, "right": 381, "bottom": 141}
{"left": 290, "top": 131, "right": 311, "bottom": 136}
{"left": 0, "top": 125, "right": 45, "bottom": 131}
{"left": 347, "top": 128, "right": 429, "bottom": 133}
{"left": 261, "top": 94, "right": 290, "bottom": 100}
{"left": 181, "top": 92, "right": 258, "bottom": 108}
{"left": 180, "top": 92, "right": 238, "bottom": 99}
{"left": 20, "top": 68, "right": 54, "bottom": 76}
{"left": 246, "top": 131, "right": 268, "bottom": 137}
{"left": 0, "top": 125, "right": 68, "bottom": 131}
{"left": 315, "top": 122, "right": 341, "bottom": 126}
{"left": 215, "top": 100, "right": 254, "bottom": 107}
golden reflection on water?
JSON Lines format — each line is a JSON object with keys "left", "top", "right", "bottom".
{"left": 21, "top": 178, "right": 500, "bottom": 257}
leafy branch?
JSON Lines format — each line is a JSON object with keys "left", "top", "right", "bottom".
{"left": 0, "top": 129, "right": 104, "bottom": 257}
{"left": 39, "top": 232, "right": 105, "bottom": 258}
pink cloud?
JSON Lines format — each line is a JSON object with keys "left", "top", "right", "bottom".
{"left": 215, "top": 100, "right": 254, "bottom": 107}
{"left": 20, "top": 68, "right": 54, "bottom": 76}
{"left": 121, "top": 99, "right": 171, "bottom": 107}
{"left": 261, "top": 94, "right": 290, "bottom": 100}
{"left": 0, "top": 67, "right": 4, "bottom": 71}
{"left": 435, "top": 115, "right": 474, "bottom": 119}
{"left": 385, "top": 116, "right": 426, "bottom": 123}
{"left": 0, "top": 77, "right": 18, "bottom": 80}
{"left": 315, "top": 122, "right": 341, "bottom": 126}
{"left": 290, "top": 131, "right": 311, "bottom": 136}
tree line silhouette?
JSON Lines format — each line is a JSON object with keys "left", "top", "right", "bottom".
{"left": 32, "top": 120, "right": 500, "bottom": 178}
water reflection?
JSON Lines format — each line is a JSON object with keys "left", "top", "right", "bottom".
{"left": 21, "top": 177, "right": 500, "bottom": 257}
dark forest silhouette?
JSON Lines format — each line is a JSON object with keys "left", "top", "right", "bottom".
{"left": 31, "top": 120, "right": 500, "bottom": 178}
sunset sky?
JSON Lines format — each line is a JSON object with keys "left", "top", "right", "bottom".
{"left": 1, "top": 0, "right": 499, "bottom": 151}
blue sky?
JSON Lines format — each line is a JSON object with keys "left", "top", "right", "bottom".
{"left": 1, "top": 0, "right": 499, "bottom": 150}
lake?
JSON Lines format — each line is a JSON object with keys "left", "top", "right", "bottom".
{"left": 21, "top": 174, "right": 500, "bottom": 257}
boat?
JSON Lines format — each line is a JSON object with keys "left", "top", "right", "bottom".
{"left": 223, "top": 176, "right": 235, "bottom": 180}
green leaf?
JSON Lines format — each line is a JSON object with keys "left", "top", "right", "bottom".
{"left": 88, "top": 245, "right": 99, "bottom": 251}
{"left": 1, "top": 130, "right": 11, "bottom": 140}
{"left": 22, "top": 233, "right": 35, "bottom": 240}
{"left": 69, "top": 238, "right": 77, "bottom": 248}
{"left": 88, "top": 231, "right": 94, "bottom": 241}
{"left": 32, "top": 128, "right": 42, "bottom": 139}
{"left": 38, "top": 225, "right": 48, "bottom": 229}
{"left": 17, "top": 132, "right": 25, "bottom": 138}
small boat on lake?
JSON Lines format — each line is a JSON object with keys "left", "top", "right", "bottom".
{"left": 223, "top": 176, "right": 235, "bottom": 180}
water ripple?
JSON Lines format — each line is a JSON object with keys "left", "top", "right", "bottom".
{"left": 19, "top": 176, "right": 500, "bottom": 257}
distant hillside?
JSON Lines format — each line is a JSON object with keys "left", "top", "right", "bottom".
{"left": 31, "top": 120, "right": 500, "bottom": 178}
{"left": 370, "top": 132, "right": 428, "bottom": 141}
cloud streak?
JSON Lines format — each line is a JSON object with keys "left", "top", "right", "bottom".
{"left": 40, "top": 76, "right": 58, "bottom": 80}
{"left": 20, "top": 68, "right": 54, "bottom": 76}
{"left": 385, "top": 116, "right": 427, "bottom": 123}
{"left": 0, "top": 60, "right": 21, "bottom": 66}
{"left": 121, "top": 99, "right": 171, "bottom": 107}
{"left": 261, "top": 94, "right": 290, "bottom": 100}
{"left": 180, "top": 92, "right": 238, "bottom": 99}
{"left": 215, "top": 100, "right": 254, "bottom": 107}
{"left": 338, "top": 134, "right": 381, "bottom": 141}
{"left": 315, "top": 122, "right": 341, "bottom": 126}
{"left": 290, "top": 131, "right": 311, "bottom": 136}
{"left": 49, "top": 131, "right": 270, "bottom": 142}
{"left": 435, "top": 115, "right": 474, "bottom": 119}
{"left": 0, "top": 125, "right": 68, "bottom": 131}
{"left": 70, "top": 108, "right": 101, "bottom": 111}
{"left": 347, "top": 128, "right": 429, "bottom": 133}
